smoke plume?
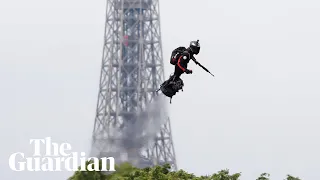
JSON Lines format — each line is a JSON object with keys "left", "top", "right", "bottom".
{"left": 90, "top": 95, "right": 168, "bottom": 168}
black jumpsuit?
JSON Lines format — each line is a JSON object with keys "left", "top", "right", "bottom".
{"left": 174, "top": 50, "right": 192, "bottom": 78}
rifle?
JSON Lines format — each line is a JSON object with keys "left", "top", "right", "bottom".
{"left": 191, "top": 56, "right": 215, "bottom": 77}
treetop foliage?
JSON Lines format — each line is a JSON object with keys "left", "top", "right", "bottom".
{"left": 68, "top": 160, "right": 301, "bottom": 180}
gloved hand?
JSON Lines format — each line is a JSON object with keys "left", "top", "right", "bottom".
{"left": 185, "top": 69, "right": 192, "bottom": 74}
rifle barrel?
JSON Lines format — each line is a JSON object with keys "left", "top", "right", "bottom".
{"left": 191, "top": 57, "right": 214, "bottom": 77}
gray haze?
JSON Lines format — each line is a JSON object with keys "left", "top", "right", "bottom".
{"left": 90, "top": 95, "right": 168, "bottom": 168}
{"left": 1, "top": 0, "right": 320, "bottom": 179}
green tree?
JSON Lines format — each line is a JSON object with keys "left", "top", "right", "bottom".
{"left": 285, "top": 174, "right": 301, "bottom": 180}
{"left": 68, "top": 160, "right": 107, "bottom": 180}
{"left": 68, "top": 160, "right": 301, "bottom": 180}
{"left": 256, "top": 173, "right": 270, "bottom": 180}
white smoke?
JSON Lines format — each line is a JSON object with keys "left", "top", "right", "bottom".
{"left": 120, "top": 95, "right": 168, "bottom": 149}
{"left": 90, "top": 95, "right": 169, "bottom": 167}
{"left": 133, "top": 95, "right": 168, "bottom": 147}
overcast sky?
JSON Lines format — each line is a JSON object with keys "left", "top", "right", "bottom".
{"left": 1, "top": 0, "right": 320, "bottom": 179}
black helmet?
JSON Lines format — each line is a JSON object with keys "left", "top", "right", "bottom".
{"left": 189, "top": 40, "right": 200, "bottom": 55}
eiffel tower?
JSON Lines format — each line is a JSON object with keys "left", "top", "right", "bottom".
{"left": 90, "top": 0, "right": 177, "bottom": 170}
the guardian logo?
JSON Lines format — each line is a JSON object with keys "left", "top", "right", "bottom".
{"left": 8, "top": 137, "right": 115, "bottom": 172}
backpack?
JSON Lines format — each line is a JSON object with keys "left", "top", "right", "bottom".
{"left": 170, "top": 46, "right": 186, "bottom": 65}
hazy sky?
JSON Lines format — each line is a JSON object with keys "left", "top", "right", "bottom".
{"left": 1, "top": 0, "right": 320, "bottom": 179}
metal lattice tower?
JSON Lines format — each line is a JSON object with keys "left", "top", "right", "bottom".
{"left": 90, "top": 0, "right": 177, "bottom": 170}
